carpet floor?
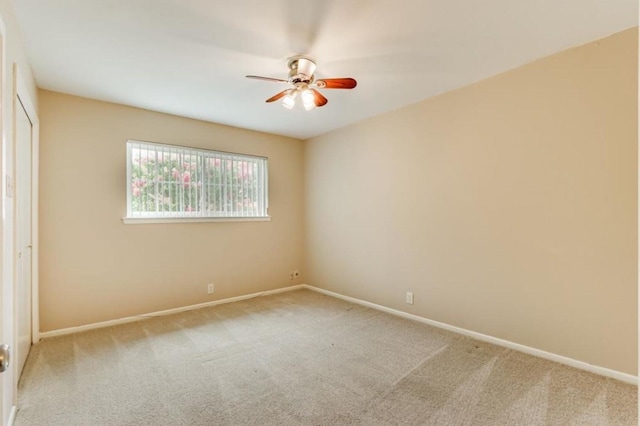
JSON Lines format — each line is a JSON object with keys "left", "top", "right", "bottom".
{"left": 15, "top": 289, "right": 637, "bottom": 425}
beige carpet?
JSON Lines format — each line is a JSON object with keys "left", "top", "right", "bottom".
{"left": 15, "top": 289, "right": 637, "bottom": 425}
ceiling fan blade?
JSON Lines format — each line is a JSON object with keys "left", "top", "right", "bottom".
{"left": 311, "top": 89, "right": 328, "bottom": 107}
{"left": 315, "top": 78, "right": 357, "bottom": 89}
{"left": 265, "top": 90, "right": 289, "bottom": 103}
{"left": 246, "top": 75, "right": 290, "bottom": 84}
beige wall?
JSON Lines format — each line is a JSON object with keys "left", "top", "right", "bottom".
{"left": 38, "top": 90, "right": 304, "bottom": 331}
{"left": 304, "top": 28, "right": 638, "bottom": 375}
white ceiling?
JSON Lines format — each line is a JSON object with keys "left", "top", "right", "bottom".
{"left": 13, "top": 0, "right": 638, "bottom": 140}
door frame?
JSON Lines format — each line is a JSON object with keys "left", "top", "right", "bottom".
{"left": 13, "top": 64, "right": 39, "bottom": 352}
{"left": 0, "top": 10, "right": 11, "bottom": 426}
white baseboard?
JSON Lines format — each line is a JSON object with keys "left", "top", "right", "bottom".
{"left": 38, "top": 283, "right": 637, "bottom": 386}
{"left": 301, "top": 284, "right": 638, "bottom": 386}
{"left": 7, "top": 405, "right": 16, "bottom": 426}
{"left": 39, "top": 284, "right": 305, "bottom": 340}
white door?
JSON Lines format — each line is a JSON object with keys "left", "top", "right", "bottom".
{"left": 15, "top": 97, "right": 32, "bottom": 378}
{"left": 0, "top": 17, "right": 10, "bottom": 426}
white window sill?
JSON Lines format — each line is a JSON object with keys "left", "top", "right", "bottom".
{"left": 122, "top": 216, "right": 271, "bottom": 225}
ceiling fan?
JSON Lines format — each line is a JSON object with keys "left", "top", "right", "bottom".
{"left": 246, "top": 55, "right": 357, "bottom": 111}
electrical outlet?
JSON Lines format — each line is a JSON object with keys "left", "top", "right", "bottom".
{"left": 207, "top": 283, "right": 215, "bottom": 294}
{"left": 406, "top": 292, "right": 414, "bottom": 305}
{"left": 293, "top": 270, "right": 300, "bottom": 278}
{"left": 289, "top": 271, "right": 294, "bottom": 280}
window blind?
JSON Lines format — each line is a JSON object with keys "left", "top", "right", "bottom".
{"left": 126, "top": 140, "right": 268, "bottom": 219}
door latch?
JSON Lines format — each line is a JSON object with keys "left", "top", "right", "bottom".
{"left": 0, "top": 344, "right": 9, "bottom": 373}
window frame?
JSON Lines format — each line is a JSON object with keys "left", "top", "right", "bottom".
{"left": 123, "top": 140, "right": 270, "bottom": 224}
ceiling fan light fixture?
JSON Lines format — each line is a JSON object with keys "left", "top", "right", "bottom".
{"left": 282, "top": 90, "right": 297, "bottom": 109}
{"left": 301, "top": 89, "right": 315, "bottom": 110}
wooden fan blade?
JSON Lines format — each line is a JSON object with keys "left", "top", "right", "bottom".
{"left": 316, "top": 78, "right": 357, "bottom": 89}
{"left": 246, "top": 75, "right": 289, "bottom": 84}
{"left": 266, "top": 90, "right": 289, "bottom": 103}
{"left": 311, "top": 89, "right": 328, "bottom": 107}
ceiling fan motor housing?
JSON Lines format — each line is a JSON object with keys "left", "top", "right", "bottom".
{"left": 288, "top": 55, "right": 316, "bottom": 83}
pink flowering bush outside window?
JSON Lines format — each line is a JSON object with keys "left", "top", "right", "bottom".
{"left": 126, "top": 140, "right": 268, "bottom": 218}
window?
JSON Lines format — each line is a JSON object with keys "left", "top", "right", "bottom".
{"left": 124, "top": 140, "right": 269, "bottom": 223}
